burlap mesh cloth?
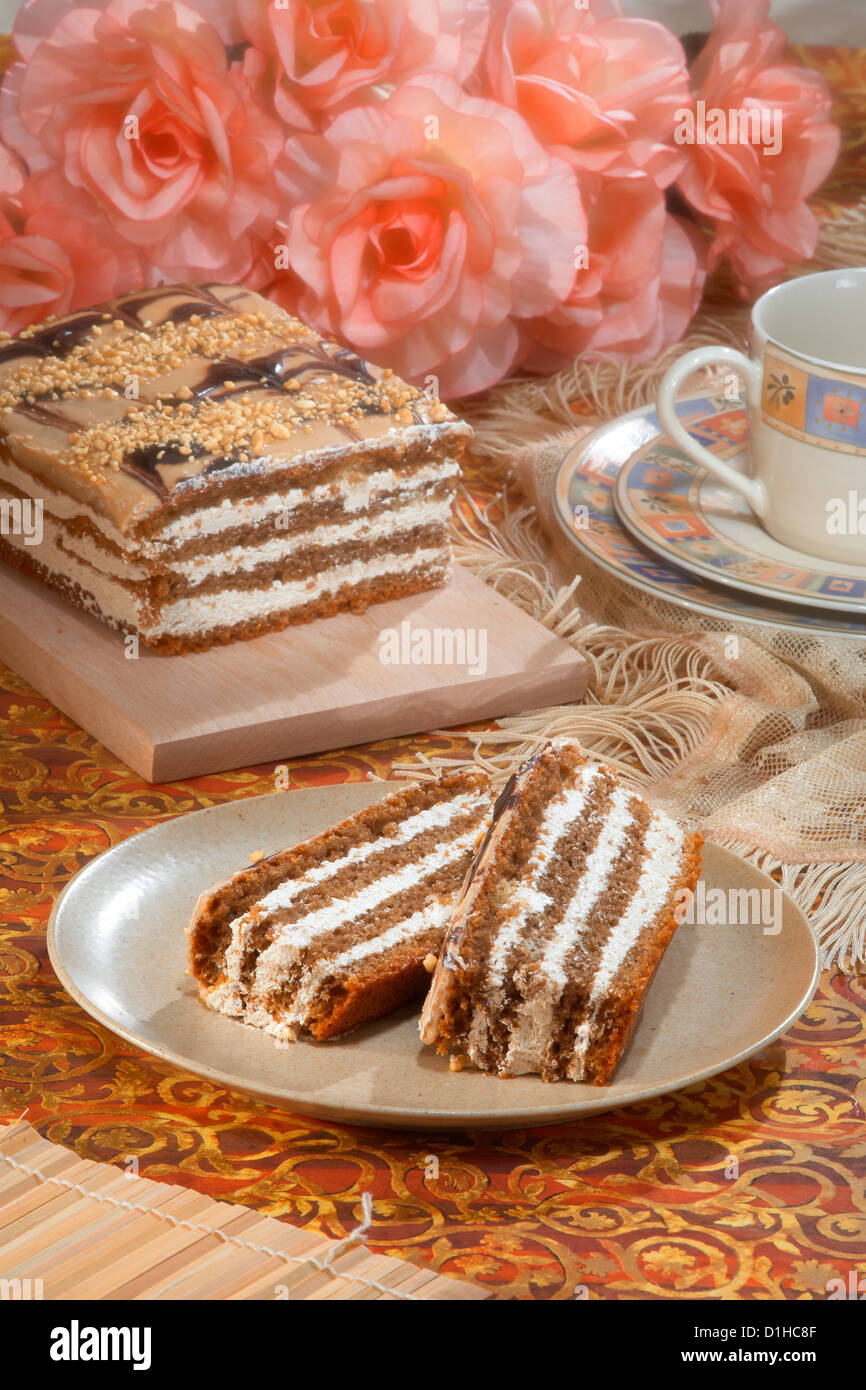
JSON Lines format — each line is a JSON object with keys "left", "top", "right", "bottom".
{"left": 431, "top": 227, "right": 866, "bottom": 970}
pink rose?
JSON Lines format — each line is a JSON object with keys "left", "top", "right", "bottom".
{"left": 0, "top": 138, "right": 24, "bottom": 206}
{"left": 0, "top": 175, "right": 144, "bottom": 333}
{"left": 482, "top": 0, "right": 689, "bottom": 188}
{"left": 675, "top": 0, "right": 840, "bottom": 293}
{"left": 6, "top": 0, "right": 245, "bottom": 55}
{"left": 521, "top": 171, "right": 706, "bottom": 370}
{"left": 0, "top": 0, "right": 282, "bottom": 282}
{"left": 478, "top": 0, "right": 701, "bottom": 363}
{"left": 239, "top": 0, "right": 490, "bottom": 130}
{"left": 277, "top": 73, "right": 585, "bottom": 396}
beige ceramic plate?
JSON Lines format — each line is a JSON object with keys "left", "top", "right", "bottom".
{"left": 48, "top": 782, "right": 821, "bottom": 1130}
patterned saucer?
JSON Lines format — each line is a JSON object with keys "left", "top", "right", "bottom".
{"left": 612, "top": 400, "right": 866, "bottom": 614}
{"left": 553, "top": 393, "right": 864, "bottom": 638}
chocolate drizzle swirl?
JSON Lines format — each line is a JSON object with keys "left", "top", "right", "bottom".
{"left": 0, "top": 284, "right": 232, "bottom": 368}
{"left": 13, "top": 402, "right": 78, "bottom": 433}
{"left": 115, "top": 341, "right": 380, "bottom": 496}
{"left": 122, "top": 441, "right": 205, "bottom": 499}
{"left": 0, "top": 313, "right": 114, "bottom": 366}
{"left": 0, "top": 283, "right": 441, "bottom": 511}
{"left": 186, "top": 341, "right": 374, "bottom": 404}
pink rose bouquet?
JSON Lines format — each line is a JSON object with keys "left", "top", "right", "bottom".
{"left": 0, "top": 0, "right": 840, "bottom": 395}
{"left": 278, "top": 73, "right": 584, "bottom": 395}
{"left": 675, "top": 0, "right": 839, "bottom": 294}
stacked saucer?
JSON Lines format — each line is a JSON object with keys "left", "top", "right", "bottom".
{"left": 554, "top": 392, "right": 865, "bottom": 638}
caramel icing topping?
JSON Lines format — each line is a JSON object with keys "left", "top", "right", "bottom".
{"left": 0, "top": 283, "right": 463, "bottom": 535}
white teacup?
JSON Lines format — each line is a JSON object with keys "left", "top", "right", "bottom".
{"left": 658, "top": 268, "right": 866, "bottom": 567}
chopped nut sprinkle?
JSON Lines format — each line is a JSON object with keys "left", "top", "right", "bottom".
{"left": 0, "top": 288, "right": 456, "bottom": 492}
{"left": 0, "top": 310, "right": 308, "bottom": 410}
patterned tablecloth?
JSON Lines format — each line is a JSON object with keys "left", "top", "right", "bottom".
{"left": 2, "top": 45, "right": 866, "bottom": 1302}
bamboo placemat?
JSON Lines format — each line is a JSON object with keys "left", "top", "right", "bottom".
{"left": 0, "top": 1122, "right": 488, "bottom": 1301}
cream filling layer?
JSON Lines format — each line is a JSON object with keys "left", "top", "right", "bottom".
{"left": 3, "top": 517, "right": 448, "bottom": 638}
{"left": 566, "top": 814, "right": 684, "bottom": 1080}
{"left": 117, "top": 419, "right": 470, "bottom": 517}
{"left": 0, "top": 441, "right": 461, "bottom": 554}
{"left": 502, "top": 785, "right": 636, "bottom": 1076}
{"left": 254, "top": 791, "right": 486, "bottom": 921}
{"left": 2, "top": 518, "right": 144, "bottom": 630}
{"left": 151, "top": 460, "right": 460, "bottom": 550}
{"left": 287, "top": 899, "right": 454, "bottom": 1028}
{"left": 59, "top": 494, "right": 452, "bottom": 583}
{"left": 154, "top": 546, "right": 448, "bottom": 638}
{"left": 486, "top": 769, "right": 602, "bottom": 994}
{"left": 0, "top": 447, "right": 461, "bottom": 550}
{"left": 465, "top": 767, "right": 600, "bottom": 1065}
{"left": 205, "top": 790, "right": 490, "bottom": 1018}
{"left": 539, "top": 786, "right": 636, "bottom": 990}
{"left": 246, "top": 823, "right": 482, "bottom": 1028}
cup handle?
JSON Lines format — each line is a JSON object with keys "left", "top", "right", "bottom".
{"left": 657, "top": 346, "right": 768, "bottom": 520}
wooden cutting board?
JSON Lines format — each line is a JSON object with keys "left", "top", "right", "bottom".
{"left": 0, "top": 565, "right": 586, "bottom": 783}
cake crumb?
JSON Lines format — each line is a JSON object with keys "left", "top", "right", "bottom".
{"left": 248, "top": 849, "right": 265, "bottom": 863}
{"left": 423, "top": 953, "right": 438, "bottom": 974}
{"left": 449, "top": 1054, "right": 467, "bottom": 1073}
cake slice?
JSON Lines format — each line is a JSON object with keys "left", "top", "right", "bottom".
{"left": 188, "top": 770, "right": 492, "bottom": 1041}
{"left": 420, "top": 742, "right": 702, "bottom": 1084}
{"left": 0, "top": 282, "right": 469, "bottom": 652}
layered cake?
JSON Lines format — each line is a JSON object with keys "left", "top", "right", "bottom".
{"left": 420, "top": 742, "right": 703, "bottom": 1084}
{"left": 189, "top": 771, "right": 492, "bottom": 1041}
{"left": 0, "top": 283, "right": 469, "bottom": 652}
